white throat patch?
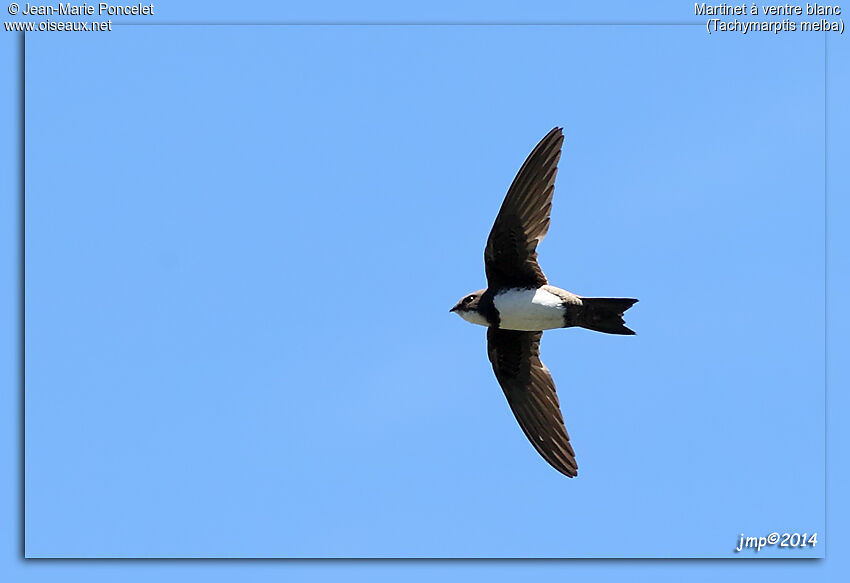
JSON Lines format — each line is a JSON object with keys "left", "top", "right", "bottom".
{"left": 457, "top": 310, "right": 490, "bottom": 327}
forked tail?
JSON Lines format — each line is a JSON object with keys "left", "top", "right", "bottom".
{"left": 579, "top": 298, "right": 638, "bottom": 335}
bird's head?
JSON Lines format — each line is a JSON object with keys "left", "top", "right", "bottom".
{"left": 450, "top": 289, "right": 488, "bottom": 326}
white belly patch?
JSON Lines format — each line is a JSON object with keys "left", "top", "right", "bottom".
{"left": 493, "top": 288, "right": 567, "bottom": 331}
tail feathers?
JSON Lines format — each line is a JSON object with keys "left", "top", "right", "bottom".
{"left": 580, "top": 298, "right": 638, "bottom": 335}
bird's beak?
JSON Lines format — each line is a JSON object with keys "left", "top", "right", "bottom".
{"left": 449, "top": 305, "right": 458, "bottom": 313}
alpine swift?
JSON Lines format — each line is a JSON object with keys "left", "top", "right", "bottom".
{"left": 450, "top": 127, "right": 637, "bottom": 478}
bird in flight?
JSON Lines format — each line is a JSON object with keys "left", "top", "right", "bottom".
{"left": 450, "top": 127, "right": 637, "bottom": 478}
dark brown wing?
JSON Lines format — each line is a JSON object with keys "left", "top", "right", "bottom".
{"left": 484, "top": 127, "right": 564, "bottom": 289}
{"left": 486, "top": 328, "right": 577, "bottom": 477}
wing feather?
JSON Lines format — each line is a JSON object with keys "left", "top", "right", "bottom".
{"left": 486, "top": 327, "right": 577, "bottom": 477}
{"left": 484, "top": 128, "right": 564, "bottom": 289}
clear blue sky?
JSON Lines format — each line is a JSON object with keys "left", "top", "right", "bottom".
{"left": 2, "top": 0, "right": 849, "bottom": 580}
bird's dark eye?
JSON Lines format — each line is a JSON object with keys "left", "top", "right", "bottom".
{"left": 465, "top": 295, "right": 475, "bottom": 303}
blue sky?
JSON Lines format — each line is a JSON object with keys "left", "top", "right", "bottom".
{"left": 2, "top": 0, "right": 849, "bottom": 580}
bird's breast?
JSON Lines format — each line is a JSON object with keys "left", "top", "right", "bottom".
{"left": 493, "top": 287, "right": 568, "bottom": 331}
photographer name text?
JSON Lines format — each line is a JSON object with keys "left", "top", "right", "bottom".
{"left": 18, "top": 2, "right": 153, "bottom": 16}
